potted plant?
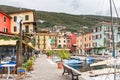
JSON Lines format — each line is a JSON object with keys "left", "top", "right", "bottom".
{"left": 46, "top": 50, "right": 54, "bottom": 59}
{"left": 57, "top": 49, "right": 71, "bottom": 69}
{"left": 24, "top": 59, "right": 34, "bottom": 71}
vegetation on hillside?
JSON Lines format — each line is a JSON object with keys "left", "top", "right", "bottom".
{"left": 0, "top": 5, "right": 119, "bottom": 32}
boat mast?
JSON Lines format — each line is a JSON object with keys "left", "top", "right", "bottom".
{"left": 109, "top": 0, "right": 116, "bottom": 80}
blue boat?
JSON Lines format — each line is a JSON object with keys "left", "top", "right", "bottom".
{"left": 64, "top": 59, "right": 83, "bottom": 69}
{"left": 86, "top": 57, "right": 95, "bottom": 64}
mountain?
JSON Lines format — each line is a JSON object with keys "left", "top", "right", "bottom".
{"left": 0, "top": 5, "right": 119, "bottom": 32}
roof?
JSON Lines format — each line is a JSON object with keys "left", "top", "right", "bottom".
{"left": 7, "top": 10, "right": 35, "bottom": 14}
{"left": 0, "top": 40, "right": 17, "bottom": 46}
{"left": 0, "top": 11, "right": 11, "bottom": 18}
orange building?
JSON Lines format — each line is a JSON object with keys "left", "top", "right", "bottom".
{"left": 77, "top": 32, "right": 93, "bottom": 54}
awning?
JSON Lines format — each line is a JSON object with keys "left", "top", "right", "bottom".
{"left": 22, "top": 41, "right": 36, "bottom": 49}
{"left": 84, "top": 48, "right": 91, "bottom": 51}
{"left": 44, "top": 49, "right": 70, "bottom": 51}
{"left": 0, "top": 40, "right": 17, "bottom": 46}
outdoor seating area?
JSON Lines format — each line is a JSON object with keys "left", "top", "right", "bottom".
{"left": 0, "top": 61, "right": 16, "bottom": 79}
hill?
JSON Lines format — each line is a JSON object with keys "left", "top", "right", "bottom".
{"left": 0, "top": 5, "right": 118, "bottom": 32}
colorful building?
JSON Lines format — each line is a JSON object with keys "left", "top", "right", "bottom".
{"left": 92, "top": 22, "right": 120, "bottom": 55}
{"left": 8, "top": 10, "right": 36, "bottom": 34}
{"left": 0, "top": 11, "right": 11, "bottom": 33}
{"left": 77, "top": 32, "right": 93, "bottom": 55}
{"left": 57, "top": 32, "right": 67, "bottom": 48}
{"left": 34, "top": 31, "right": 57, "bottom": 51}
{"left": 66, "top": 33, "right": 77, "bottom": 52}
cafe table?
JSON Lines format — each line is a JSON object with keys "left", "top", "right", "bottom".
{"left": 1, "top": 64, "right": 16, "bottom": 80}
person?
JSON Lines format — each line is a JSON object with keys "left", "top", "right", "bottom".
{"left": 34, "top": 50, "right": 39, "bottom": 57}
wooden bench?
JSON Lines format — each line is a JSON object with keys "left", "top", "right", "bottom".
{"left": 62, "top": 64, "right": 81, "bottom": 80}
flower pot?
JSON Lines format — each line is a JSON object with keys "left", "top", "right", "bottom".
{"left": 47, "top": 56, "right": 52, "bottom": 59}
{"left": 57, "top": 62, "right": 63, "bottom": 69}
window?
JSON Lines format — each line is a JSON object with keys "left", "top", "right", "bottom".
{"left": 58, "top": 45, "right": 61, "bottom": 48}
{"left": 4, "top": 16, "right": 6, "bottom": 22}
{"left": 89, "top": 44, "right": 91, "bottom": 47}
{"left": 59, "top": 40, "right": 61, "bottom": 43}
{"left": 89, "top": 37, "right": 91, "bottom": 40}
{"left": 67, "top": 40, "right": 70, "bottom": 43}
{"left": 63, "top": 45, "right": 66, "bottom": 48}
{"left": 64, "top": 40, "right": 66, "bottom": 43}
{"left": 25, "top": 15, "right": 29, "bottom": 20}
{"left": 85, "top": 38, "right": 86, "bottom": 41}
{"left": 96, "top": 35, "right": 98, "bottom": 39}
{"left": 100, "top": 34, "right": 102, "bottom": 38}
{"left": 93, "top": 43, "right": 97, "bottom": 47}
{"left": 4, "top": 27, "right": 8, "bottom": 32}
{"left": 44, "top": 44, "right": 46, "bottom": 49}
{"left": 96, "top": 28, "right": 98, "bottom": 32}
{"left": 14, "top": 16, "right": 17, "bottom": 22}
{"left": 14, "top": 26, "right": 17, "bottom": 32}
{"left": 118, "top": 27, "right": 120, "bottom": 31}
{"left": 25, "top": 25, "right": 29, "bottom": 33}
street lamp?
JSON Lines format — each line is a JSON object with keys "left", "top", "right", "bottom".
{"left": 17, "top": 14, "right": 23, "bottom": 67}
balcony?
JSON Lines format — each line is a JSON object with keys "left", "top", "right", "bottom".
{"left": 104, "top": 38, "right": 112, "bottom": 43}
{"left": 104, "top": 30, "right": 112, "bottom": 34}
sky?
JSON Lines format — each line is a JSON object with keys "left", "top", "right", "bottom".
{"left": 0, "top": 0, "right": 120, "bottom": 16}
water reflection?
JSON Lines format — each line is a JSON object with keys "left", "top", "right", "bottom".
{"left": 67, "top": 58, "right": 103, "bottom": 72}
{"left": 68, "top": 60, "right": 91, "bottom": 72}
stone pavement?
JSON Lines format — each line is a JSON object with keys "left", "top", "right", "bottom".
{"left": 26, "top": 54, "right": 71, "bottom": 80}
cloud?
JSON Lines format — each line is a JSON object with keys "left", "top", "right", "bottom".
{"left": 0, "top": 0, "right": 120, "bottom": 16}
{"left": 71, "top": 0, "right": 80, "bottom": 10}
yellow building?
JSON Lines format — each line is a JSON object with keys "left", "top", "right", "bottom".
{"left": 34, "top": 31, "right": 57, "bottom": 51}
{"left": 8, "top": 10, "right": 36, "bottom": 34}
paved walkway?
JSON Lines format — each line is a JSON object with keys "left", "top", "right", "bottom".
{"left": 0, "top": 54, "right": 87, "bottom": 80}
{"left": 26, "top": 54, "right": 71, "bottom": 80}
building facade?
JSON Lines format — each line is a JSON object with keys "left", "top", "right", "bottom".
{"left": 57, "top": 32, "right": 67, "bottom": 49}
{"left": 92, "top": 22, "right": 120, "bottom": 55}
{"left": 0, "top": 11, "right": 11, "bottom": 33}
{"left": 34, "top": 31, "right": 57, "bottom": 51}
{"left": 8, "top": 10, "right": 36, "bottom": 34}
{"left": 77, "top": 32, "right": 93, "bottom": 55}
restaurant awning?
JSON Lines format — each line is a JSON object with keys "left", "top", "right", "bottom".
{"left": 22, "top": 41, "right": 36, "bottom": 49}
{"left": 84, "top": 48, "right": 91, "bottom": 51}
{"left": 0, "top": 40, "right": 17, "bottom": 46}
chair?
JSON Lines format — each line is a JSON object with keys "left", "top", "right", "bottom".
{"left": 17, "top": 67, "right": 26, "bottom": 80}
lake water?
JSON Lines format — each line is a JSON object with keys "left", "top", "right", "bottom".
{"left": 67, "top": 58, "right": 102, "bottom": 72}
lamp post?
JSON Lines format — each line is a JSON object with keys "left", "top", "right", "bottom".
{"left": 17, "top": 14, "right": 23, "bottom": 67}
{"left": 109, "top": 0, "right": 116, "bottom": 80}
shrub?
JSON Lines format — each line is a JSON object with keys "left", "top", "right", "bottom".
{"left": 57, "top": 49, "right": 71, "bottom": 62}
{"left": 46, "top": 50, "right": 54, "bottom": 56}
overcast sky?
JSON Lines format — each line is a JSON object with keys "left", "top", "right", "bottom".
{"left": 0, "top": 0, "right": 120, "bottom": 16}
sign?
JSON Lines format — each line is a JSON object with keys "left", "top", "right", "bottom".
{"left": 50, "top": 38, "right": 54, "bottom": 44}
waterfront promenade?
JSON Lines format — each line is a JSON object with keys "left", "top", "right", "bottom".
{"left": 1, "top": 54, "right": 89, "bottom": 80}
